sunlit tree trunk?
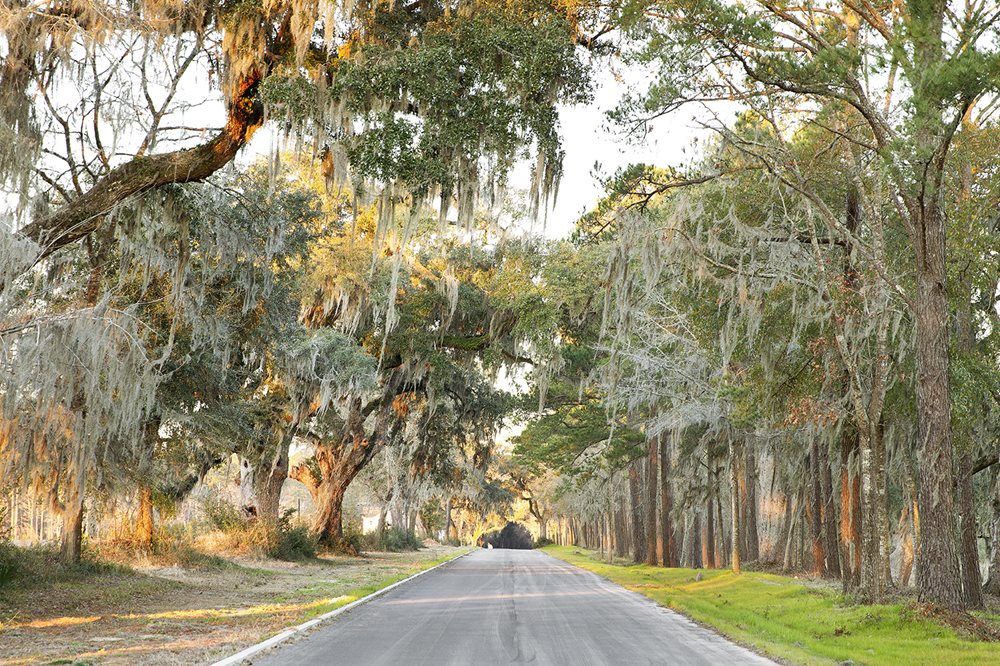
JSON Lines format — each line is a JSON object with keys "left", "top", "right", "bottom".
{"left": 135, "top": 486, "right": 154, "bottom": 549}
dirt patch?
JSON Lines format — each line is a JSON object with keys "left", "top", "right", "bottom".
{"left": 0, "top": 546, "right": 461, "bottom": 665}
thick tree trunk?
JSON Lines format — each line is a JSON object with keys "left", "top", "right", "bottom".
{"left": 957, "top": 451, "right": 984, "bottom": 608}
{"left": 913, "top": 257, "right": 963, "bottom": 608}
{"left": 659, "top": 433, "right": 676, "bottom": 567}
{"left": 312, "top": 478, "right": 351, "bottom": 550}
{"left": 628, "top": 460, "right": 646, "bottom": 563}
{"left": 135, "top": 486, "right": 154, "bottom": 549}
{"left": 645, "top": 437, "right": 659, "bottom": 565}
{"left": 60, "top": 468, "right": 85, "bottom": 565}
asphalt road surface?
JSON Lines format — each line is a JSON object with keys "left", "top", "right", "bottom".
{"left": 252, "top": 548, "right": 776, "bottom": 665}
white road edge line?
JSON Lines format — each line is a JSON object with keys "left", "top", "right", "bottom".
{"left": 209, "top": 548, "right": 474, "bottom": 666}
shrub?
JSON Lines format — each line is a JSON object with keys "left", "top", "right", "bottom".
{"left": 361, "top": 527, "right": 422, "bottom": 552}
{"left": 341, "top": 521, "right": 364, "bottom": 555}
{"left": 0, "top": 540, "right": 19, "bottom": 587}
{"left": 201, "top": 497, "right": 245, "bottom": 532}
{"left": 533, "top": 537, "right": 554, "bottom": 549}
{"left": 271, "top": 525, "right": 316, "bottom": 560}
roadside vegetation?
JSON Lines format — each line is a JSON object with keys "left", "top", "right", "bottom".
{"left": 0, "top": 542, "right": 467, "bottom": 665}
{"left": 546, "top": 546, "right": 1000, "bottom": 666}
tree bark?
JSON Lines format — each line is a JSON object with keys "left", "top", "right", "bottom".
{"left": 744, "top": 441, "right": 760, "bottom": 562}
{"left": 60, "top": 467, "right": 85, "bottom": 565}
{"left": 984, "top": 467, "right": 1000, "bottom": 595}
{"left": 689, "top": 512, "right": 702, "bottom": 568}
{"left": 615, "top": 501, "right": 629, "bottom": 558}
{"left": 730, "top": 441, "right": 742, "bottom": 574}
{"left": 860, "top": 425, "right": 887, "bottom": 602}
{"left": 659, "top": 433, "right": 677, "bottom": 567}
{"left": 840, "top": 428, "right": 861, "bottom": 592}
{"left": 628, "top": 460, "right": 646, "bottom": 563}
{"left": 135, "top": 486, "right": 154, "bottom": 549}
{"left": 809, "top": 442, "right": 825, "bottom": 577}
{"left": 912, "top": 239, "right": 963, "bottom": 608}
{"left": 645, "top": 436, "right": 659, "bottom": 565}
{"left": 820, "top": 441, "right": 841, "bottom": 578}
{"left": 704, "top": 496, "right": 716, "bottom": 569}
{"left": 957, "top": 450, "right": 984, "bottom": 608}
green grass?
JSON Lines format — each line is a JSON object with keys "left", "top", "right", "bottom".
{"left": 543, "top": 545, "right": 1000, "bottom": 666}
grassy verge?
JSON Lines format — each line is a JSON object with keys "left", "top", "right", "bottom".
{"left": 0, "top": 544, "right": 471, "bottom": 665}
{"left": 543, "top": 545, "right": 1000, "bottom": 666}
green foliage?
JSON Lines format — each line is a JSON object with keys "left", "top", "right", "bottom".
{"left": 272, "top": 525, "right": 317, "bottom": 561}
{"left": 363, "top": 527, "right": 423, "bottom": 553}
{"left": 0, "top": 540, "right": 19, "bottom": 587}
{"left": 201, "top": 497, "right": 245, "bottom": 533}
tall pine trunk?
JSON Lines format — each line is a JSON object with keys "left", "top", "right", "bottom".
{"left": 957, "top": 451, "right": 984, "bottom": 608}
{"left": 809, "top": 442, "right": 825, "bottom": 577}
{"left": 744, "top": 443, "right": 760, "bottom": 561}
{"left": 912, "top": 215, "right": 963, "bottom": 607}
{"left": 628, "top": 460, "right": 646, "bottom": 563}
{"left": 645, "top": 436, "right": 659, "bottom": 565}
{"left": 659, "top": 433, "right": 676, "bottom": 566}
{"left": 730, "top": 441, "right": 741, "bottom": 574}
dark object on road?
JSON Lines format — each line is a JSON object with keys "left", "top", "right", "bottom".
{"left": 480, "top": 521, "right": 533, "bottom": 549}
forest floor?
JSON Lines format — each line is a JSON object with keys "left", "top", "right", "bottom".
{"left": 544, "top": 545, "right": 1000, "bottom": 666}
{"left": 0, "top": 543, "right": 467, "bottom": 665}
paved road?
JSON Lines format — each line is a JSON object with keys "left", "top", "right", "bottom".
{"left": 252, "top": 548, "right": 776, "bottom": 665}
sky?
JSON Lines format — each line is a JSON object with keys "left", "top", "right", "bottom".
{"left": 525, "top": 73, "right": 702, "bottom": 239}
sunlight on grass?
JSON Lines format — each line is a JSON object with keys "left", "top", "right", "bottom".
{"left": 545, "top": 546, "right": 1000, "bottom": 666}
